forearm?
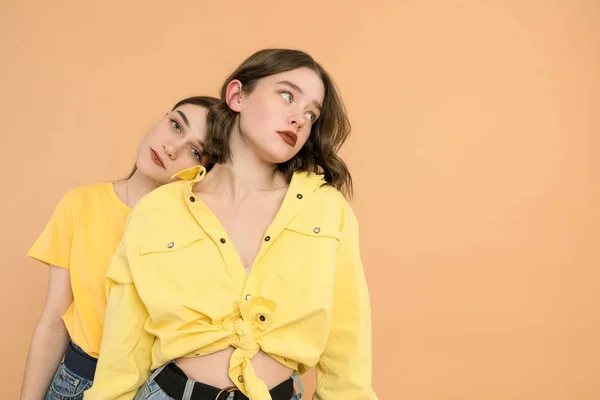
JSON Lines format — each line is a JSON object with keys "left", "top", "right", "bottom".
{"left": 20, "top": 319, "right": 70, "bottom": 400}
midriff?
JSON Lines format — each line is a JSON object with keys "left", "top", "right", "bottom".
{"left": 175, "top": 346, "right": 293, "bottom": 389}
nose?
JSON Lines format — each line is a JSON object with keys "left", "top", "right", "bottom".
{"left": 163, "top": 143, "right": 176, "bottom": 160}
{"left": 288, "top": 111, "right": 306, "bottom": 131}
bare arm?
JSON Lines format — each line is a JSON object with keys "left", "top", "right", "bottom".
{"left": 20, "top": 265, "right": 73, "bottom": 400}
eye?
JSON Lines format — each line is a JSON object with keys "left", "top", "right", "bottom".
{"left": 191, "top": 148, "right": 202, "bottom": 161}
{"left": 280, "top": 92, "right": 293, "bottom": 103}
{"left": 171, "top": 120, "right": 182, "bottom": 133}
{"left": 305, "top": 111, "right": 316, "bottom": 122}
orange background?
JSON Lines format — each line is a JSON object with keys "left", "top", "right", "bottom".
{"left": 2, "top": 1, "right": 599, "bottom": 398}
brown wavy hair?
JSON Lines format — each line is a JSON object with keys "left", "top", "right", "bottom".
{"left": 124, "top": 95, "right": 220, "bottom": 179}
{"left": 204, "top": 49, "right": 353, "bottom": 197}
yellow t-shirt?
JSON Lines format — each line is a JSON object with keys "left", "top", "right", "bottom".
{"left": 28, "top": 183, "right": 130, "bottom": 358}
{"left": 85, "top": 166, "right": 376, "bottom": 400}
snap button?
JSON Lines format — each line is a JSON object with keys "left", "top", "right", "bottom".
{"left": 220, "top": 238, "right": 226, "bottom": 244}
{"left": 167, "top": 242, "right": 174, "bottom": 249}
{"left": 296, "top": 193, "right": 303, "bottom": 199}
{"left": 259, "top": 315, "right": 266, "bottom": 322}
{"left": 238, "top": 375, "right": 244, "bottom": 383}
{"left": 313, "top": 227, "right": 321, "bottom": 234}
{"left": 264, "top": 236, "right": 271, "bottom": 242}
{"left": 189, "top": 196, "right": 195, "bottom": 202}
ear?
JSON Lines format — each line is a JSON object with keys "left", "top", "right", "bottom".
{"left": 225, "top": 79, "right": 243, "bottom": 112}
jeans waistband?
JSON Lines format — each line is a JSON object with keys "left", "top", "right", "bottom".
{"left": 154, "top": 362, "right": 294, "bottom": 400}
{"left": 63, "top": 340, "right": 97, "bottom": 381}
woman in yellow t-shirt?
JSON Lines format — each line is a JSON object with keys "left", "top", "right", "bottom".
{"left": 87, "top": 49, "right": 377, "bottom": 400}
{"left": 21, "top": 95, "right": 219, "bottom": 400}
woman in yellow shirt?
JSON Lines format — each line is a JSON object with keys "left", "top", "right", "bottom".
{"left": 21, "top": 95, "right": 219, "bottom": 400}
{"left": 87, "top": 49, "right": 377, "bottom": 400}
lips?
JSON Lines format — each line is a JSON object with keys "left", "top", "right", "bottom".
{"left": 150, "top": 148, "right": 165, "bottom": 169}
{"left": 277, "top": 130, "right": 298, "bottom": 147}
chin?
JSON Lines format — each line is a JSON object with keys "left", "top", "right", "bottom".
{"left": 137, "top": 162, "right": 169, "bottom": 184}
{"left": 264, "top": 154, "right": 295, "bottom": 165}
{"left": 261, "top": 145, "right": 299, "bottom": 165}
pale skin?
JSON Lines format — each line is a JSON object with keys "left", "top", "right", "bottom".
{"left": 20, "top": 104, "right": 211, "bottom": 400}
{"left": 175, "top": 68, "right": 325, "bottom": 389}
{"left": 20, "top": 266, "right": 72, "bottom": 400}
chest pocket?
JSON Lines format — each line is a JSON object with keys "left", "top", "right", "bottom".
{"left": 136, "top": 232, "right": 209, "bottom": 315}
{"left": 275, "top": 217, "right": 340, "bottom": 291}
{"left": 138, "top": 232, "right": 206, "bottom": 277}
{"left": 137, "top": 232, "right": 208, "bottom": 290}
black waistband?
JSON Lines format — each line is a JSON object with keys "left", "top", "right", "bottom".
{"left": 154, "top": 362, "right": 294, "bottom": 400}
{"left": 63, "top": 341, "right": 98, "bottom": 381}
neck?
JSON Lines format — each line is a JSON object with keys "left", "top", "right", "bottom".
{"left": 200, "top": 127, "right": 287, "bottom": 200}
{"left": 125, "top": 170, "right": 161, "bottom": 206}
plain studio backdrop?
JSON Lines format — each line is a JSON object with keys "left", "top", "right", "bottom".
{"left": 1, "top": 1, "right": 599, "bottom": 398}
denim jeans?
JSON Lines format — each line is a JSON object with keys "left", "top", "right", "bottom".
{"left": 133, "top": 363, "right": 304, "bottom": 400}
{"left": 45, "top": 342, "right": 93, "bottom": 400}
{"left": 45, "top": 363, "right": 93, "bottom": 400}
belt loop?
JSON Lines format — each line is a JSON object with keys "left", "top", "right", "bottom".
{"left": 182, "top": 378, "right": 195, "bottom": 400}
{"left": 147, "top": 362, "right": 169, "bottom": 384}
{"left": 291, "top": 374, "right": 304, "bottom": 398}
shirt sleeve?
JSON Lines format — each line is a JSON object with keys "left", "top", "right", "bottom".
{"left": 83, "top": 232, "right": 154, "bottom": 400}
{"left": 28, "top": 191, "right": 79, "bottom": 269}
{"left": 314, "top": 201, "right": 378, "bottom": 399}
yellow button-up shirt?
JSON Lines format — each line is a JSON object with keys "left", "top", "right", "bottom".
{"left": 85, "top": 166, "right": 376, "bottom": 400}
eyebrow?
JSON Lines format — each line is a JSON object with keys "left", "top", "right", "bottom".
{"left": 174, "top": 110, "right": 204, "bottom": 147}
{"left": 176, "top": 110, "right": 190, "bottom": 128}
{"left": 277, "top": 80, "right": 323, "bottom": 112}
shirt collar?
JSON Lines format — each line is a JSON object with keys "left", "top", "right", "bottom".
{"left": 176, "top": 166, "right": 326, "bottom": 206}
{"left": 171, "top": 166, "right": 207, "bottom": 183}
